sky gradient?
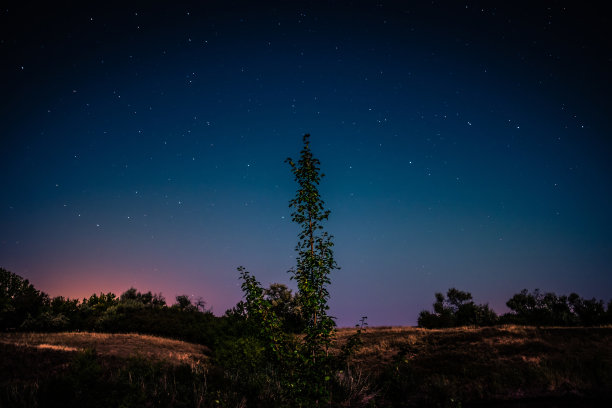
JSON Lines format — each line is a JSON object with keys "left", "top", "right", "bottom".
{"left": 1, "top": 1, "right": 611, "bottom": 326}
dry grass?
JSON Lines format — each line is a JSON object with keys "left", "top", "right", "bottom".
{"left": 2, "top": 326, "right": 610, "bottom": 406}
{"left": 334, "top": 326, "right": 425, "bottom": 372}
{"left": 333, "top": 325, "right": 612, "bottom": 404}
{"left": 0, "top": 332, "right": 214, "bottom": 408}
{"left": 0, "top": 332, "right": 210, "bottom": 368}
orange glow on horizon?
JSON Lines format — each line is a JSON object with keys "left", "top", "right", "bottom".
{"left": 29, "top": 264, "right": 241, "bottom": 315}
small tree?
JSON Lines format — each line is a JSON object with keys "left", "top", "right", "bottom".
{"left": 285, "top": 135, "right": 337, "bottom": 341}
{"left": 174, "top": 295, "right": 197, "bottom": 312}
{"left": 238, "top": 134, "right": 339, "bottom": 405}
{"left": 418, "top": 288, "right": 497, "bottom": 328}
{"left": 286, "top": 133, "right": 338, "bottom": 403}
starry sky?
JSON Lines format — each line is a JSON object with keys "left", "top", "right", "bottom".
{"left": 1, "top": 1, "right": 611, "bottom": 326}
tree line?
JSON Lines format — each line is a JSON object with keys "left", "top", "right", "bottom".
{"left": 418, "top": 287, "right": 612, "bottom": 328}
{"left": 4, "top": 266, "right": 610, "bottom": 336}
{"left": 1, "top": 266, "right": 309, "bottom": 338}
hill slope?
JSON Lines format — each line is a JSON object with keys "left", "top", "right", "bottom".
{"left": 1, "top": 332, "right": 211, "bottom": 408}
{"left": 2, "top": 326, "right": 611, "bottom": 407}
{"left": 335, "top": 325, "right": 612, "bottom": 406}
{"left": 0, "top": 331, "right": 209, "bottom": 367}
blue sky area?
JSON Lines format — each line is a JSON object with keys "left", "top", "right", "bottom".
{"left": 1, "top": 1, "right": 610, "bottom": 326}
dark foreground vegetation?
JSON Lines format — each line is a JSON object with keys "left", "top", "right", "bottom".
{"left": 2, "top": 136, "right": 611, "bottom": 406}
{"left": 1, "top": 326, "right": 611, "bottom": 407}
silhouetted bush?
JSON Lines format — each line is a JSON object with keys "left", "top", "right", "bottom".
{"left": 418, "top": 288, "right": 498, "bottom": 328}
{"left": 503, "top": 289, "right": 610, "bottom": 326}
{"left": 418, "top": 288, "right": 611, "bottom": 328}
{"left": 120, "top": 287, "right": 166, "bottom": 307}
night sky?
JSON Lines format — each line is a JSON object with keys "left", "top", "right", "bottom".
{"left": 2, "top": 1, "right": 611, "bottom": 326}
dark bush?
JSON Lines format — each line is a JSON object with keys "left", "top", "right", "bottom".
{"left": 418, "top": 288, "right": 498, "bottom": 328}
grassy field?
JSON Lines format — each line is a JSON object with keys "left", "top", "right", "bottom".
{"left": 1, "top": 326, "right": 611, "bottom": 407}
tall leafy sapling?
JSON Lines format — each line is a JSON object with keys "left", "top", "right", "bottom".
{"left": 238, "top": 134, "right": 339, "bottom": 405}
{"left": 285, "top": 134, "right": 338, "bottom": 403}
{"left": 285, "top": 134, "right": 338, "bottom": 362}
